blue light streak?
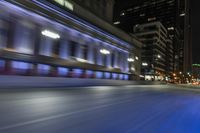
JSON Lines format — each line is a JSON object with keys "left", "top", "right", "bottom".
{"left": 0, "top": 0, "right": 129, "bottom": 53}
{"left": 0, "top": 1, "right": 132, "bottom": 77}
{"left": 58, "top": 67, "right": 69, "bottom": 76}
{"left": 124, "top": 74, "right": 129, "bottom": 80}
{"left": 86, "top": 70, "right": 93, "bottom": 75}
{"left": 32, "top": 0, "right": 132, "bottom": 49}
{"left": 0, "top": 60, "right": 5, "bottom": 68}
{"left": 112, "top": 73, "right": 118, "bottom": 79}
{"left": 73, "top": 69, "right": 83, "bottom": 77}
{"left": 119, "top": 74, "right": 124, "bottom": 80}
{"left": 37, "top": 64, "right": 50, "bottom": 75}
{"left": 96, "top": 71, "right": 103, "bottom": 79}
{"left": 12, "top": 61, "right": 32, "bottom": 70}
{"left": 105, "top": 72, "right": 111, "bottom": 79}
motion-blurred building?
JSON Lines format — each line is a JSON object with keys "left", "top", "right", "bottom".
{"left": 114, "top": 0, "right": 191, "bottom": 75}
{"left": 0, "top": 0, "right": 142, "bottom": 80}
{"left": 134, "top": 22, "right": 173, "bottom": 80}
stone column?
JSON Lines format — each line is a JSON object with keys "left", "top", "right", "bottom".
{"left": 50, "top": 38, "right": 61, "bottom": 77}
{"left": 58, "top": 39, "right": 71, "bottom": 77}
{"left": 87, "top": 44, "right": 94, "bottom": 64}
{"left": 0, "top": 16, "right": 8, "bottom": 72}
{"left": 13, "top": 20, "right": 35, "bottom": 54}
{"left": 59, "top": 39, "right": 70, "bottom": 59}
{"left": 124, "top": 53, "right": 129, "bottom": 73}
{"left": 106, "top": 51, "right": 111, "bottom": 68}
{"left": 76, "top": 43, "right": 82, "bottom": 59}
{"left": 97, "top": 46, "right": 103, "bottom": 66}
{"left": 114, "top": 51, "right": 119, "bottom": 68}
{"left": 4, "top": 16, "right": 16, "bottom": 74}
{"left": 29, "top": 24, "right": 41, "bottom": 76}
{"left": 118, "top": 52, "right": 123, "bottom": 71}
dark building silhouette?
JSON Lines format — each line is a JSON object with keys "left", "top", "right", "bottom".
{"left": 72, "top": 0, "right": 115, "bottom": 23}
{"left": 133, "top": 21, "right": 173, "bottom": 80}
{"left": 114, "top": 0, "right": 192, "bottom": 74}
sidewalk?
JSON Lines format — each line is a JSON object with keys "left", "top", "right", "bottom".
{"left": 0, "top": 75, "right": 166, "bottom": 89}
{"left": 178, "top": 84, "right": 200, "bottom": 89}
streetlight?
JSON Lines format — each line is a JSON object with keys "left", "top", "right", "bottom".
{"left": 41, "top": 29, "right": 60, "bottom": 39}
{"left": 100, "top": 49, "right": 110, "bottom": 55}
{"left": 131, "top": 67, "right": 135, "bottom": 71}
{"left": 157, "top": 54, "right": 161, "bottom": 59}
{"left": 168, "top": 27, "right": 174, "bottom": 31}
{"left": 127, "top": 58, "right": 134, "bottom": 62}
{"left": 120, "top": 12, "right": 125, "bottom": 16}
{"left": 142, "top": 62, "right": 148, "bottom": 66}
{"left": 180, "top": 13, "right": 185, "bottom": 17}
{"left": 179, "top": 72, "right": 183, "bottom": 83}
{"left": 142, "top": 62, "right": 148, "bottom": 80}
{"left": 127, "top": 58, "right": 135, "bottom": 76}
{"left": 113, "top": 21, "right": 120, "bottom": 25}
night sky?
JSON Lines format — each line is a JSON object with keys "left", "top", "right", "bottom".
{"left": 191, "top": 1, "right": 200, "bottom": 64}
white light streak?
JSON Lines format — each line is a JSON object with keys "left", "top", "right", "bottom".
{"left": 41, "top": 30, "right": 60, "bottom": 39}
{"left": 100, "top": 49, "right": 110, "bottom": 55}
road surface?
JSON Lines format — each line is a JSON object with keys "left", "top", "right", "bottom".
{"left": 0, "top": 85, "right": 200, "bottom": 133}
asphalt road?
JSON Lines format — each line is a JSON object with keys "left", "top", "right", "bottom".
{"left": 0, "top": 85, "right": 200, "bottom": 133}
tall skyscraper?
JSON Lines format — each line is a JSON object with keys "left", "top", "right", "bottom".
{"left": 114, "top": 0, "right": 191, "bottom": 74}
{"left": 183, "top": 0, "right": 192, "bottom": 74}
{"left": 133, "top": 21, "right": 173, "bottom": 80}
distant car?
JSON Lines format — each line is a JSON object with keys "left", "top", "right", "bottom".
{"left": 192, "top": 82, "right": 199, "bottom": 85}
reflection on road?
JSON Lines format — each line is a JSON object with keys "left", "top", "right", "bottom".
{"left": 0, "top": 85, "right": 200, "bottom": 133}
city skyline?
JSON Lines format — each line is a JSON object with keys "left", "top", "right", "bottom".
{"left": 113, "top": 0, "right": 192, "bottom": 75}
{"left": 0, "top": 1, "right": 200, "bottom": 133}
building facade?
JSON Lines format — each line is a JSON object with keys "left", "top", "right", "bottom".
{"left": 0, "top": 0, "right": 141, "bottom": 80}
{"left": 134, "top": 22, "right": 173, "bottom": 80}
{"left": 114, "top": 0, "right": 191, "bottom": 74}
{"left": 71, "top": 0, "right": 115, "bottom": 23}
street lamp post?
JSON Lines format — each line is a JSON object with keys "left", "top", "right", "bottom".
{"left": 153, "top": 54, "right": 162, "bottom": 81}
{"left": 142, "top": 62, "right": 148, "bottom": 80}
{"left": 127, "top": 57, "right": 135, "bottom": 80}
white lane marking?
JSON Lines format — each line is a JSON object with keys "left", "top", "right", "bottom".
{"left": 0, "top": 99, "right": 133, "bottom": 130}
